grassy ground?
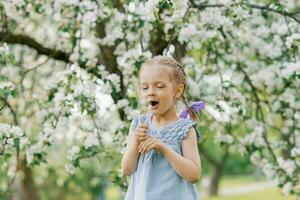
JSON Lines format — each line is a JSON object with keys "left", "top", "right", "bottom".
{"left": 106, "top": 175, "right": 297, "bottom": 200}
{"left": 106, "top": 187, "right": 122, "bottom": 200}
{"left": 106, "top": 187, "right": 296, "bottom": 200}
{"left": 204, "top": 188, "right": 296, "bottom": 200}
{"left": 218, "top": 175, "right": 263, "bottom": 188}
{"left": 200, "top": 175, "right": 296, "bottom": 200}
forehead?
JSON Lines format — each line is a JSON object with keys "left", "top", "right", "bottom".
{"left": 140, "top": 65, "right": 171, "bottom": 84}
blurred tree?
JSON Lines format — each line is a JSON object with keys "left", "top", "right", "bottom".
{"left": 0, "top": 0, "right": 299, "bottom": 199}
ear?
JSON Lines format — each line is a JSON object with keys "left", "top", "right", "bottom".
{"left": 175, "top": 84, "right": 184, "bottom": 98}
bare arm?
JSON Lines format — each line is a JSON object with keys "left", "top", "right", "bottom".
{"left": 161, "top": 128, "right": 201, "bottom": 183}
{"left": 121, "top": 122, "right": 148, "bottom": 176}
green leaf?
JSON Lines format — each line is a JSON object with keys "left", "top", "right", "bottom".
{"left": 6, "top": 54, "right": 15, "bottom": 64}
{"left": 4, "top": 153, "right": 12, "bottom": 159}
{"left": 13, "top": 138, "right": 20, "bottom": 153}
{"left": 34, "top": 3, "right": 43, "bottom": 13}
{"left": 73, "top": 158, "right": 80, "bottom": 167}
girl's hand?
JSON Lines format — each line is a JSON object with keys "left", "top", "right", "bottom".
{"left": 138, "top": 136, "right": 165, "bottom": 154}
{"left": 134, "top": 123, "right": 148, "bottom": 144}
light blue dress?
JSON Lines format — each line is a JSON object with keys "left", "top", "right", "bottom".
{"left": 124, "top": 113, "right": 200, "bottom": 200}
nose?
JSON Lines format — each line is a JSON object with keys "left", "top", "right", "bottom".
{"left": 147, "top": 87, "right": 156, "bottom": 96}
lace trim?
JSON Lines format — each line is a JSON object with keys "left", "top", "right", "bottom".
{"left": 132, "top": 114, "right": 197, "bottom": 144}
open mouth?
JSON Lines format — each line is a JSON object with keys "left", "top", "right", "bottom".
{"left": 148, "top": 100, "right": 159, "bottom": 109}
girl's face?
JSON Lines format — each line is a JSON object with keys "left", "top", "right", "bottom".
{"left": 139, "top": 65, "right": 182, "bottom": 116}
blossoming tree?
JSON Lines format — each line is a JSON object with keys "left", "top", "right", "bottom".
{"left": 0, "top": 0, "right": 299, "bottom": 199}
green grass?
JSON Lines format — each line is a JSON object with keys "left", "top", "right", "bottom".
{"left": 212, "top": 175, "right": 263, "bottom": 188}
{"left": 217, "top": 174, "right": 268, "bottom": 188}
{"left": 198, "top": 174, "right": 267, "bottom": 192}
{"left": 106, "top": 175, "right": 298, "bottom": 200}
{"left": 204, "top": 188, "right": 296, "bottom": 200}
{"left": 107, "top": 186, "right": 297, "bottom": 200}
{"left": 106, "top": 186, "right": 122, "bottom": 200}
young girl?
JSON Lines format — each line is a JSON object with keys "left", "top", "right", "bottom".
{"left": 121, "top": 56, "right": 202, "bottom": 200}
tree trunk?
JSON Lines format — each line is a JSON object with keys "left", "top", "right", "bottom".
{"left": 208, "top": 145, "right": 229, "bottom": 196}
{"left": 11, "top": 155, "right": 39, "bottom": 200}
{"left": 199, "top": 144, "right": 229, "bottom": 197}
{"left": 208, "top": 165, "right": 223, "bottom": 196}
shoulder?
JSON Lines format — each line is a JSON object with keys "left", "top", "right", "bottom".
{"left": 176, "top": 118, "right": 197, "bottom": 139}
{"left": 182, "top": 126, "right": 197, "bottom": 141}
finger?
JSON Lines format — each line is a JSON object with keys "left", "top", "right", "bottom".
{"left": 137, "top": 125, "right": 148, "bottom": 130}
{"left": 139, "top": 141, "right": 145, "bottom": 147}
{"left": 138, "top": 140, "right": 147, "bottom": 153}
{"left": 136, "top": 135, "right": 147, "bottom": 143}
{"left": 136, "top": 133, "right": 148, "bottom": 140}
{"left": 136, "top": 133, "right": 148, "bottom": 141}
{"left": 135, "top": 131, "right": 147, "bottom": 136}
{"left": 139, "top": 136, "right": 148, "bottom": 143}
{"left": 143, "top": 139, "right": 156, "bottom": 153}
{"left": 138, "top": 123, "right": 148, "bottom": 129}
{"left": 136, "top": 128, "right": 148, "bottom": 135}
{"left": 144, "top": 142, "right": 155, "bottom": 153}
{"left": 139, "top": 138, "right": 154, "bottom": 153}
{"left": 138, "top": 138, "right": 149, "bottom": 150}
{"left": 135, "top": 129, "right": 147, "bottom": 135}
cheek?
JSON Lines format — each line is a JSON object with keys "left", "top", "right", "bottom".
{"left": 160, "top": 89, "right": 175, "bottom": 101}
{"left": 140, "top": 91, "right": 147, "bottom": 98}
{"left": 138, "top": 89, "right": 145, "bottom": 99}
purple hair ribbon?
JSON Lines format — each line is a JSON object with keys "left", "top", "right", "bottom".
{"left": 179, "top": 100, "right": 205, "bottom": 119}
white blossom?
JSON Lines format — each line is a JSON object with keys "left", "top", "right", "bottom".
{"left": 136, "top": 0, "right": 159, "bottom": 21}
{"left": 178, "top": 24, "right": 199, "bottom": 43}
{"left": 261, "top": 160, "right": 276, "bottom": 180}
{"left": 25, "top": 143, "right": 43, "bottom": 165}
{"left": 250, "top": 151, "right": 261, "bottom": 165}
{"left": 0, "top": 43, "right": 9, "bottom": 54}
{"left": 117, "top": 99, "right": 129, "bottom": 109}
{"left": 84, "top": 132, "right": 99, "bottom": 149}
{"left": 214, "top": 132, "right": 234, "bottom": 144}
{"left": 67, "top": 145, "right": 80, "bottom": 161}
{"left": 243, "top": 126, "right": 265, "bottom": 147}
{"left": 0, "top": 81, "right": 15, "bottom": 90}
{"left": 291, "top": 147, "right": 300, "bottom": 157}
{"left": 0, "top": 123, "right": 24, "bottom": 138}
{"left": 282, "top": 182, "right": 292, "bottom": 196}
{"left": 277, "top": 157, "right": 296, "bottom": 177}
{"left": 65, "top": 163, "right": 76, "bottom": 174}
{"left": 281, "top": 62, "right": 300, "bottom": 78}
{"left": 285, "top": 33, "right": 300, "bottom": 48}
{"left": 172, "top": 0, "right": 188, "bottom": 19}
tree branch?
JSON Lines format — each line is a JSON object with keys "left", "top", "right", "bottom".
{"left": 245, "top": 3, "right": 300, "bottom": 24}
{"left": 0, "top": 32, "right": 70, "bottom": 62}
{"left": 0, "top": 31, "right": 102, "bottom": 79}
{"left": 189, "top": 1, "right": 300, "bottom": 24}
{"left": 235, "top": 63, "right": 278, "bottom": 162}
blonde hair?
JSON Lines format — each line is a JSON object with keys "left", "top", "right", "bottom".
{"left": 140, "top": 56, "right": 198, "bottom": 121}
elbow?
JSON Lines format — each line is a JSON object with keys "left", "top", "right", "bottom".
{"left": 186, "top": 169, "right": 201, "bottom": 183}
{"left": 188, "top": 174, "right": 201, "bottom": 184}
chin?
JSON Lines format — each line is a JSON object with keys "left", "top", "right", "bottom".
{"left": 149, "top": 110, "right": 160, "bottom": 115}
